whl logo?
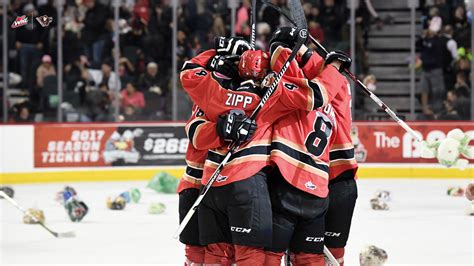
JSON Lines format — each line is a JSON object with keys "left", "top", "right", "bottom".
{"left": 11, "top": 15, "right": 28, "bottom": 28}
{"left": 305, "top": 181, "right": 316, "bottom": 190}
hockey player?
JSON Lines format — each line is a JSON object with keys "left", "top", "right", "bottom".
{"left": 298, "top": 41, "right": 359, "bottom": 266}
{"left": 261, "top": 27, "right": 352, "bottom": 265}
{"left": 177, "top": 105, "right": 225, "bottom": 265}
{"left": 181, "top": 31, "right": 350, "bottom": 264}
{"left": 180, "top": 37, "right": 265, "bottom": 264}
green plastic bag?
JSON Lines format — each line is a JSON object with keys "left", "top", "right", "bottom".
{"left": 147, "top": 172, "right": 178, "bottom": 194}
{"left": 148, "top": 202, "right": 166, "bottom": 214}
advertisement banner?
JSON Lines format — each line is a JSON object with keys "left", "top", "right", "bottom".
{"left": 34, "top": 123, "right": 187, "bottom": 168}
{"left": 34, "top": 121, "right": 474, "bottom": 168}
{"left": 352, "top": 121, "right": 474, "bottom": 163}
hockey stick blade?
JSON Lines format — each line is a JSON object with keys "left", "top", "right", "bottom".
{"left": 288, "top": 0, "right": 306, "bottom": 29}
{"left": 263, "top": 0, "right": 422, "bottom": 142}
{"left": 0, "top": 191, "right": 76, "bottom": 238}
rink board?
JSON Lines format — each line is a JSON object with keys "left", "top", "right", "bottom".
{"left": 1, "top": 122, "right": 473, "bottom": 184}
{"left": 1, "top": 164, "right": 473, "bottom": 184}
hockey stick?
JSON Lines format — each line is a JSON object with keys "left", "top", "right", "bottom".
{"left": 174, "top": 3, "right": 308, "bottom": 240}
{"left": 250, "top": 0, "right": 257, "bottom": 49}
{"left": 0, "top": 191, "right": 76, "bottom": 238}
{"left": 261, "top": 0, "right": 423, "bottom": 142}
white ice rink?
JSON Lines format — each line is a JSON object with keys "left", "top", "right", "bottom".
{"left": 1, "top": 178, "right": 473, "bottom": 265}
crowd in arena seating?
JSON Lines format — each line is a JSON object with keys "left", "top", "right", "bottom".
{"left": 418, "top": 0, "right": 472, "bottom": 120}
{"left": 0, "top": 0, "right": 471, "bottom": 122}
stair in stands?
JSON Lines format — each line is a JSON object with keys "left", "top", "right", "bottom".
{"left": 365, "top": 0, "right": 422, "bottom": 120}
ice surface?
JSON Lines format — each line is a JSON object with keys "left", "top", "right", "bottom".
{"left": 1, "top": 179, "right": 473, "bottom": 265}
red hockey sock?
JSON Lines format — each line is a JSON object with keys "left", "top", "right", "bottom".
{"left": 328, "top": 247, "right": 345, "bottom": 266}
{"left": 263, "top": 251, "right": 285, "bottom": 265}
{"left": 293, "top": 252, "right": 325, "bottom": 266}
{"left": 204, "top": 243, "right": 234, "bottom": 265}
{"left": 234, "top": 245, "right": 266, "bottom": 266}
{"left": 185, "top": 245, "right": 205, "bottom": 264}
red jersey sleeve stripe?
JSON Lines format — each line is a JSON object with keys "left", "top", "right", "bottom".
{"left": 308, "top": 79, "right": 329, "bottom": 109}
{"left": 329, "top": 148, "right": 355, "bottom": 161}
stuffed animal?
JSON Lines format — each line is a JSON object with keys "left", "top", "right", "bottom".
{"left": 421, "top": 129, "right": 473, "bottom": 170}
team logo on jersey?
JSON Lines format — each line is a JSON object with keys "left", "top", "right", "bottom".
{"left": 216, "top": 174, "right": 228, "bottom": 182}
{"left": 11, "top": 15, "right": 28, "bottom": 28}
{"left": 36, "top": 15, "right": 53, "bottom": 27}
{"left": 283, "top": 82, "right": 298, "bottom": 91}
{"left": 305, "top": 181, "right": 317, "bottom": 190}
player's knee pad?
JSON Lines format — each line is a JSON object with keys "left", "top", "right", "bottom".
{"left": 263, "top": 251, "right": 285, "bottom": 265}
{"left": 234, "top": 245, "right": 265, "bottom": 264}
{"left": 204, "top": 243, "right": 235, "bottom": 265}
{"left": 292, "top": 252, "right": 325, "bottom": 266}
{"left": 185, "top": 245, "right": 205, "bottom": 264}
{"left": 328, "top": 247, "right": 345, "bottom": 266}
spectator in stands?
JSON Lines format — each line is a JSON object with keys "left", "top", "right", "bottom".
{"left": 36, "top": 55, "right": 56, "bottom": 90}
{"left": 418, "top": 18, "right": 449, "bottom": 119}
{"left": 118, "top": 57, "right": 135, "bottom": 87}
{"left": 452, "top": 5, "right": 471, "bottom": 49}
{"left": 235, "top": 0, "right": 251, "bottom": 38}
{"left": 88, "top": 61, "right": 118, "bottom": 92}
{"left": 120, "top": 82, "right": 145, "bottom": 112}
{"left": 432, "top": 0, "right": 451, "bottom": 25}
{"left": 319, "top": 0, "right": 345, "bottom": 50}
{"left": 15, "top": 4, "right": 46, "bottom": 91}
{"left": 441, "top": 25, "right": 459, "bottom": 89}
{"left": 137, "top": 62, "right": 167, "bottom": 95}
{"left": 454, "top": 72, "right": 471, "bottom": 96}
{"left": 81, "top": 0, "right": 111, "bottom": 66}
{"left": 64, "top": 55, "right": 89, "bottom": 106}
{"left": 438, "top": 89, "right": 471, "bottom": 120}
{"left": 84, "top": 83, "right": 112, "bottom": 121}
{"left": 12, "top": 103, "right": 33, "bottom": 123}
{"left": 121, "top": 105, "right": 140, "bottom": 121}
{"left": 455, "top": 57, "right": 471, "bottom": 85}
{"left": 138, "top": 62, "right": 168, "bottom": 119}
{"left": 147, "top": 2, "right": 172, "bottom": 69}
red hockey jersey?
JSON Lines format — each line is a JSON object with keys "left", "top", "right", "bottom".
{"left": 271, "top": 105, "right": 337, "bottom": 198}
{"left": 328, "top": 82, "right": 358, "bottom": 180}
{"left": 300, "top": 52, "right": 358, "bottom": 180}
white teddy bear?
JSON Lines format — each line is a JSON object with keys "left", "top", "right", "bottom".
{"left": 421, "top": 128, "right": 474, "bottom": 170}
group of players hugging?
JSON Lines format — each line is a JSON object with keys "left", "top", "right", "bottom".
{"left": 176, "top": 26, "right": 358, "bottom": 265}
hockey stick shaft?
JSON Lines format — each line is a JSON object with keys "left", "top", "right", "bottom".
{"left": 174, "top": 151, "right": 233, "bottom": 238}
{"left": 0, "top": 190, "right": 75, "bottom": 238}
{"left": 174, "top": 30, "right": 308, "bottom": 239}
{"left": 250, "top": 0, "right": 257, "bottom": 49}
{"left": 262, "top": 0, "right": 422, "bottom": 142}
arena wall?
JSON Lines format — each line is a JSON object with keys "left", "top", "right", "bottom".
{"left": 1, "top": 122, "right": 473, "bottom": 184}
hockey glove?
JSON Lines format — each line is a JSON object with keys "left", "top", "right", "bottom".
{"left": 215, "top": 36, "right": 251, "bottom": 56}
{"left": 206, "top": 54, "right": 240, "bottom": 79}
{"left": 325, "top": 50, "right": 352, "bottom": 73}
{"left": 216, "top": 110, "right": 257, "bottom": 143}
{"left": 270, "top": 27, "right": 299, "bottom": 49}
